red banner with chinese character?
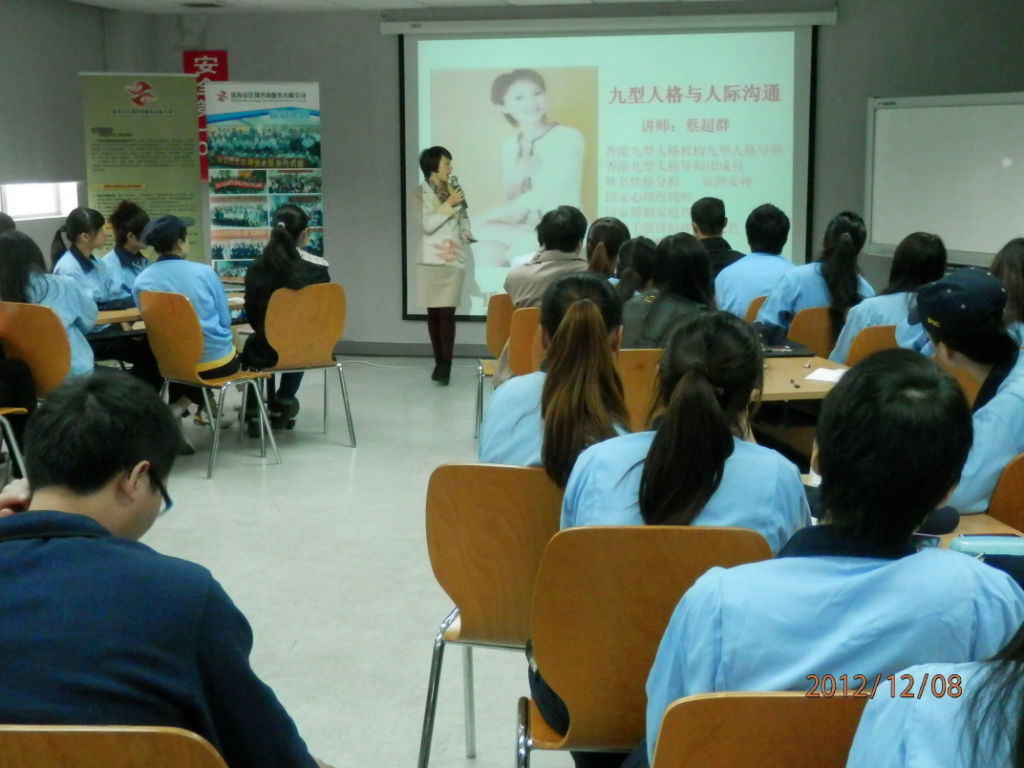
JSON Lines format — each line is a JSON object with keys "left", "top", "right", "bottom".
{"left": 183, "top": 50, "right": 229, "bottom": 181}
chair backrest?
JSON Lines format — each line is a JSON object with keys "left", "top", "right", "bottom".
{"left": 137, "top": 291, "right": 205, "bottom": 384}
{"left": 617, "top": 348, "right": 661, "bottom": 432}
{"left": 744, "top": 295, "right": 768, "bottom": 323}
{"left": 531, "top": 526, "right": 772, "bottom": 749}
{"left": 0, "top": 303, "right": 71, "bottom": 397}
{"left": 425, "top": 464, "right": 563, "bottom": 647}
{"left": 988, "top": 452, "right": 1024, "bottom": 530}
{"left": 651, "top": 692, "right": 866, "bottom": 768}
{"left": 787, "top": 306, "right": 832, "bottom": 358}
{"left": 485, "top": 293, "right": 514, "bottom": 359}
{"left": 508, "top": 307, "right": 542, "bottom": 376}
{"left": 264, "top": 282, "right": 345, "bottom": 369}
{"left": 0, "top": 725, "right": 228, "bottom": 768}
{"left": 844, "top": 324, "right": 897, "bottom": 366}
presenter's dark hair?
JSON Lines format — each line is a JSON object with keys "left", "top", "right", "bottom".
{"left": 107, "top": 200, "right": 150, "bottom": 249}
{"left": 993, "top": 238, "right": 1024, "bottom": 326}
{"left": 745, "top": 204, "right": 790, "bottom": 255}
{"left": 491, "top": 68, "right": 546, "bottom": 126}
{"left": 0, "top": 213, "right": 14, "bottom": 233}
{"left": 0, "top": 230, "right": 48, "bottom": 304}
{"left": 418, "top": 146, "right": 452, "bottom": 179}
{"left": 653, "top": 233, "right": 715, "bottom": 308}
{"left": 536, "top": 205, "right": 587, "bottom": 253}
{"left": 966, "top": 622, "right": 1024, "bottom": 768}
{"left": 540, "top": 272, "right": 627, "bottom": 487}
{"left": 259, "top": 203, "right": 309, "bottom": 273}
{"left": 691, "top": 197, "right": 727, "bottom": 236}
{"left": 639, "top": 311, "right": 762, "bottom": 525}
{"left": 586, "top": 217, "right": 631, "bottom": 277}
{"left": 818, "top": 211, "right": 868, "bottom": 344}
{"left": 816, "top": 349, "right": 971, "bottom": 551}
{"left": 25, "top": 370, "right": 182, "bottom": 494}
{"left": 881, "top": 232, "right": 947, "bottom": 295}
{"left": 615, "top": 236, "right": 657, "bottom": 302}
{"left": 50, "top": 207, "right": 104, "bottom": 265}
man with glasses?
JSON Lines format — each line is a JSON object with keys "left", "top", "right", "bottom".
{"left": 0, "top": 371, "right": 328, "bottom": 768}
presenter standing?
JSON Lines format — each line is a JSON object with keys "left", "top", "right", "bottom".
{"left": 415, "top": 146, "right": 474, "bottom": 386}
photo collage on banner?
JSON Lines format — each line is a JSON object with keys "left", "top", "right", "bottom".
{"left": 205, "top": 82, "right": 321, "bottom": 277}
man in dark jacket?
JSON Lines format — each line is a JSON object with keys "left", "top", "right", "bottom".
{"left": 691, "top": 197, "right": 745, "bottom": 276}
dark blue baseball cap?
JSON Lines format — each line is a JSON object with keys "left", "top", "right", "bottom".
{"left": 141, "top": 214, "right": 194, "bottom": 246}
{"left": 915, "top": 267, "right": 1007, "bottom": 337}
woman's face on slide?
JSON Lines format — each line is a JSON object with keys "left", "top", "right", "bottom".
{"left": 501, "top": 79, "right": 547, "bottom": 125}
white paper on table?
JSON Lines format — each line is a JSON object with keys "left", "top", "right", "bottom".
{"left": 805, "top": 368, "right": 846, "bottom": 383}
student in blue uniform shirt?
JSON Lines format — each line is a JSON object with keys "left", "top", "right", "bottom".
{"left": 915, "top": 269, "right": 1024, "bottom": 513}
{"left": 713, "top": 203, "right": 793, "bottom": 318}
{"left": 632, "top": 349, "right": 1024, "bottom": 768}
{"left": 756, "top": 210, "right": 875, "bottom": 345}
{"left": 829, "top": 231, "right": 946, "bottom": 363}
{"left": 50, "top": 207, "right": 119, "bottom": 305}
{"left": 101, "top": 200, "right": 151, "bottom": 299}
{"left": 993, "top": 237, "right": 1024, "bottom": 346}
{"left": 478, "top": 272, "right": 628, "bottom": 486}
{"left": 562, "top": 310, "right": 809, "bottom": 554}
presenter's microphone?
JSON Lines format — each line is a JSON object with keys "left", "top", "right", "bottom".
{"left": 449, "top": 173, "right": 468, "bottom": 210}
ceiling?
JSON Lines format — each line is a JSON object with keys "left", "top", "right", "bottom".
{"left": 69, "top": 0, "right": 728, "bottom": 13}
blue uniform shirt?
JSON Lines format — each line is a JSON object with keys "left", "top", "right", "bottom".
{"left": 27, "top": 273, "right": 96, "bottom": 378}
{"left": 52, "top": 249, "right": 119, "bottom": 304}
{"left": 756, "top": 262, "right": 876, "bottom": 332}
{"left": 714, "top": 252, "right": 795, "bottom": 318}
{"left": 829, "top": 292, "right": 913, "bottom": 363}
{"left": 101, "top": 246, "right": 150, "bottom": 300}
{"left": 133, "top": 257, "right": 234, "bottom": 364}
{"left": 561, "top": 431, "right": 810, "bottom": 554}
{"left": 479, "top": 372, "right": 546, "bottom": 466}
{"left": 643, "top": 534, "right": 1024, "bottom": 762}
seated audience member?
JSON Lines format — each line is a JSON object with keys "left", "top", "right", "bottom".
{"left": 102, "top": 200, "right": 151, "bottom": 299}
{"left": 919, "top": 269, "right": 1024, "bottom": 514}
{"left": 829, "top": 231, "right": 946, "bottom": 363}
{"left": 0, "top": 231, "right": 96, "bottom": 378}
{"left": 845, "top": 622, "right": 1024, "bottom": 768}
{"left": 621, "top": 233, "right": 714, "bottom": 349}
{"left": 51, "top": 207, "right": 119, "bottom": 305}
{"left": 636, "top": 349, "right": 1024, "bottom": 767}
{"left": 614, "top": 236, "right": 656, "bottom": 303}
{"left": 992, "top": 237, "right": 1024, "bottom": 344}
{"left": 756, "top": 211, "right": 875, "bottom": 344}
{"left": 563, "top": 310, "right": 809, "bottom": 553}
{"left": 714, "top": 203, "right": 793, "bottom": 318}
{"left": 492, "top": 205, "right": 589, "bottom": 387}
{"left": 0, "top": 213, "right": 14, "bottom": 233}
{"left": 585, "top": 217, "right": 630, "bottom": 278}
{"left": 0, "top": 372, "right": 330, "bottom": 768}
{"left": 479, "top": 272, "right": 627, "bottom": 485}
{"left": 690, "top": 196, "right": 744, "bottom": 276}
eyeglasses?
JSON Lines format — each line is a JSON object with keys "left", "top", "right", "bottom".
{"left": 151, "top": 474, "right": 174, "bottom": 516}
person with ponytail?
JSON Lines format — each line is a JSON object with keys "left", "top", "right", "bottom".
{"left": 241, "top": 204, "right": 330, "bottom": 434}
{"left": 51, "top": 207, "right": 120, "bottom": 306}
{"left": 756, "top": 211, "right": 875, "bottom": 345}
{"left": 478, "top": 272, "right": 628, "bottom": 486}
{"left": 614, "top": 236, "right": 656, "bottom": 303}
{"left": 992, "top": 237, "right": 1024, "bottom": 344}
{"left": 585, "top": 217, "right": 630, "bottom": 278}
{"left": 102, "top": 200, "right": 151, "bottom": 300}
{"left": 829, "top": 231, "right": 946, "bottom": 363}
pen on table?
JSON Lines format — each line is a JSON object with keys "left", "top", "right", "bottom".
{"left": 790, "top": 378, "right": 801, "bottom": 389}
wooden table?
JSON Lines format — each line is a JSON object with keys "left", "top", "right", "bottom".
{"left": 97, "top": 295, "right": 245, "bottom": 326}
{"left": 940, "top": 513, "right": 1022, "bottom": 548}
{"left": 760, "top": 356, "right": 847, "bottom": 402}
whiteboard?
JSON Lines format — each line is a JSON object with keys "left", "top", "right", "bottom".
{"left": 865, "top": 93, "right": 1024, "bottom": 267}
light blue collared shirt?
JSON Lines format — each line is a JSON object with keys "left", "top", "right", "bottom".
{"left": 756, "top": 262, "right": 876, "bottom": 332}
{"left": 714, "top": 252, "right": 795, "bottom": 318}
{"left": 829, "top": 292, "right": 913, "bottom": 363}
{"left": 561, "top": 431, "right": 810, "bottom": 554}
{"left": 644, "top": 549, "right": 1024, "bottom": 762}
{"left": 479, "top": 372, "right": 546, "bottom": 467}
{"left": 27, "top": 273, "right": 96, "bottom": 378}
{"left": 52, "top": 249, "right": 118, "bottom": 304}
{"left": 101, "top": 247, "right": 150, "bottom": 300}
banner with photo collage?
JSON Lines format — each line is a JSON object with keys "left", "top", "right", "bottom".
{"left": 205, "top": 82, "right": 322, "bottom": 278}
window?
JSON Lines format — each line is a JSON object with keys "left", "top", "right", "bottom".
{"left": 0, "top": 182, "right": 79, "bottom": 220}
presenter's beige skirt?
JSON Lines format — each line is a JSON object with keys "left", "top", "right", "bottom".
{"left": 417, "top": 263, "right": 465, "bottom": 308}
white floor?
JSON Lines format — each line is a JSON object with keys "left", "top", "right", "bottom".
{"left": 144, "top": 357, "right": 572, "bottom": 768}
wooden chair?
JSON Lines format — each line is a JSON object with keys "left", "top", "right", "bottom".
{"left": 138, "top": 291, "right": 279, "bottom": 479}
{"left": 258, "top": 282, "right": 356, "bottom": 446}
{"left": 516, "top": 526, "right": 772, "bottom": 766}
{"left": 744, "top": 295, "right": 768, "bottom": 323}
{"left": 419, "top": 464, "right": 563, "bottom": 768}
{"left": 0, "top": 725, "right": 227, "bottom": 768}
{"left": 651, "top": 692, "right": 867, "bottom": 768}
{"left": 508, "top": 307, "right": 542, "bottom": 376}
{"left": 988, "top": 453, "right": 1024, "bottom": 531}
{"left": 787, "top": 306, "right": 833, "bottom": 358}
{"left": 475, "top": 294, "right": 514, "bottom": 437}
{"left": 0, "top": 408, "right": 27, "bottom": 482}
{"left": 844, "top": 324, "right": 897, "bottom": 366}
{"left": 0, "top": 303, "right": 71, "bottom": 397}
{"left": 617, "top": 348, "right": 661, "bottom": 432}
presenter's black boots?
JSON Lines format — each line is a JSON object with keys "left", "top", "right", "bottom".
{"left": 435, "top": 361, "right": 452, "bottom": 386}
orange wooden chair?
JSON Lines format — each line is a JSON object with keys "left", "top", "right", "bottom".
{"left": 744, "top": 295, "right": 768, "bottom": 323}
{"left": 419, "top": 464, "right": 562, "bottom": 768}
{"left": 787, "top": 306, "right": 833, "bottom": 358}
{"left": 617, "top": 348, "right": 661, "bottom": 432}
{"left": 516, "top": 526, "right": 772, "bottom": 766}
{"left": 987, "top": 453, "right": 1024, "bottom": 531}
{"left": 843, "top": 324, "right": 898, "bottom": 365}
{"left": 476, "top": 294, "right": 514, "bottom": 437}
{"left": 508, "top": 307, "right": 543, "bottom": 376}
{"left": 651, "top": 692, "right": 866, "bottom": 768}
{"left": 138, "top": 291, "right": 279, "bottom": 478}
{"left": 0, "top": 302, "right": 71, "bottom": 397}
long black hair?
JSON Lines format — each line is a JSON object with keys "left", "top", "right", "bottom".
{"left": 653, "top": 233, "right": 715, "bottom": 308}
{"left": 993, "top": 238, "right": 1024, "bottom": 326}
{"left": 881, "top": 232, "right": 947, "bottom": 295}
{"left": 258, "top": 204, "right": 309, "bottom": 273}
{"left": 818, "top": 211, "right": 867, "bottom": 344}
{"left": 0, "top": 230, "right": 49, "bottom": 304}
{"left": 586, "top": 217, "right": 630, "bottom": 277}
{"left": 50, "top": 207, "right": 104, "bottom": 265}
{"left": 967, "top": 623, "right": 1024, "bottom": 767}
{"left": 615, "top": 237, "right": 656, "bottom": 302}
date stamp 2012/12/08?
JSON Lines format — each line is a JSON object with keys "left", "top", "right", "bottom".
{"left": 806, "top": 673, "right": 962, "bottom": 699}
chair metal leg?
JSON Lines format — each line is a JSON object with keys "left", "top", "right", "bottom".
{"left": 462, "top": 645, "right": 476, "bottom": 758}
{"left": 0, "top": 415, "right": 24, "bottom": 482}
{"left": 474, "top": 364, "right": 483, "bottom": 439}
{"left": 205, "top": 387, "right": 228, "bottom": 479}
{"left": 248, "top": 380, "right": 280, "bottom": 465}
{"left": 516, "top": 696, "right": 532, "bottom": 768}
{"left": 336, "top": 364, "right": 356, "bottom": 447}
{"left": 238, "top": 383, "right": 249, "bottom": 443}
{"left": 159, "top": 380, "right": 169, "bottom": 403}
{"left": 418, "top": 608, "right": 458, "bottom": 768}
{"left": 323, "top": 368, "right": 329, "bottom": 435}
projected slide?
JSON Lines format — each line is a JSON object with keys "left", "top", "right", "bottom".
{"left": 404, "top": 30, "right": 808, "bottom": 316}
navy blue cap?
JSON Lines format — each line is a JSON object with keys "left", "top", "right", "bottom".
{"left": 141, "top": 214, "right": 194, "bottom": 246}
{"left": 916, "top": 268, "right": 1007, "bottom": 337}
